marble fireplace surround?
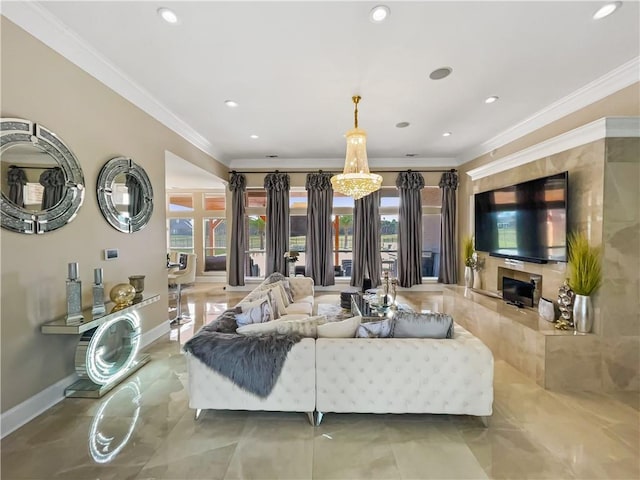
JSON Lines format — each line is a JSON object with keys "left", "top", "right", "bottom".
{"left": 454, "top": 117, "right": 639, "bottom": 392}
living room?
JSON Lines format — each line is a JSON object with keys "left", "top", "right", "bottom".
{"left": 1, "top": 2, "right": 639, "bottom": 479}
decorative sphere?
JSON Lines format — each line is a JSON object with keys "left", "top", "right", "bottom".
{"left": 110, "top": 283, "right": 136, "bottom": 307}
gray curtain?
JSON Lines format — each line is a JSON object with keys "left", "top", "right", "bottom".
{"left": 396, "top": 171, "right": 425, "bottom": 288}
{"left": 265, "top": 172, "right": 290, "bottom": 276}
{"left": 305, "top": 173, "right": 335, "bottom": 286}
{"left": 7, "top": 166, "right": 27, "bottom": 207}
{"left": 351, "top": 190, "right": 381, "bottom": 289}
{"left": 228, "top": 172, "right": 246, "bottom": 286}
{"left": 126, "top": 174, "right": 143, "bottom": 217}
{"left": 40, "top": 167, "right": 65, "bottom": 209}
{"left": 438, "top": 171, "right": 458, "bottom": 284}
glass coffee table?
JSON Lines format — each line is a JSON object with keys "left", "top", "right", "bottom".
{"left": 350, "top": 292, "right": 413, "bottom": 322}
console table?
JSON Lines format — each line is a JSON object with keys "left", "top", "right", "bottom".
{"left": 41, "top": 293, "right": 160, "bottom": 398}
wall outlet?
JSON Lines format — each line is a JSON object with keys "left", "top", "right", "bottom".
{"left": 104, "top": 249, "right": 119, "bottom": 260}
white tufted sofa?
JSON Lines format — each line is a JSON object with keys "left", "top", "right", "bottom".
{"left": 187, "top": 275, "right": 317, "bottom": 422}
{"left": 315, "top": 324, "right": 494, "bottom": 425}
{"left": 188, "top": 338, "right": 317, "bottom": 424}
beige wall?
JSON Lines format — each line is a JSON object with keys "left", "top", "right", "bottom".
{"left": 0, "top": 18, "right": 227, "bottom": 412}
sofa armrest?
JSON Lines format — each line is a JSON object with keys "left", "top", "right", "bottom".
{"left": 289, "top": 276, "right": 314, "bottom": 300}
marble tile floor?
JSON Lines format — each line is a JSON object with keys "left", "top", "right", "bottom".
{"left": 2, "top": 286, "right": 638, "bottom": 480}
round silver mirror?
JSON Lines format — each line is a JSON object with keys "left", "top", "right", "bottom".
{"left": 97, "top": 156, "right": 153, "bottom": 233}
{"left": 0, "top": 118, "right": 85, "bottom": 234}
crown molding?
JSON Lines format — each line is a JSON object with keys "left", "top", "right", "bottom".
{"left": 1, "top": 1, "right": 225, "bottom": 164}
{"left": 228, "top": 156, "right": 459, "bottom": 171}
{"left": 459, "top": 56, "right": 640, "bottom": 165}
{"left": 466, "top": 116, "right": 640, "bottom": 181}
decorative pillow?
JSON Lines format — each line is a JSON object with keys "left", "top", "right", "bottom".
{"left": 259, "top": 281, "right": 291, "bottom": 307}
{"left": 280, "top": 279, "right": 294, "bottom": 305}
{"left": 274, "top": 315, "right": 326, "bottom": 338}
{"left": 266, "top": 284, "right": 288, "bottom": 312}
{"left": 242, "top": 290, "right": 280, "bottom": 319}
{"left": 391, "top": 312, "right": 454, "bottom": 339}
{"left": 356, "top": 318, "right": 392, "bottom": 338}
{"left": 317, "top": 315, "right": 362, "bottom": 338}
{"left": 236, "top": 319, "right": 286, "bottom": 336}
{"left": 236, "top": 297, "right": 272, "bottom": 327}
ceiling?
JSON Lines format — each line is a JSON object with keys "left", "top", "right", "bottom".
{"left": 4, "top": 1, "right": 639, "bottom": 187}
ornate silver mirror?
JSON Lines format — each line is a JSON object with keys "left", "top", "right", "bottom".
{"left": 97, "top": 156, "right": 153, "bottom": 233}
{"left": 0, "top": 118, "right": 85, "bottom": 234}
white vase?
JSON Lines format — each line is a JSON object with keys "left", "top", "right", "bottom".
{"left": 288, "top": 262, "right": 296, "bottom": 277}
{"left": 573, "top": 294, "right": 593, "bottom": 333}
{"left": 472, "top": 270, "right": 481, "bottom": 290}
{"left": 464, "top": 266, "right": 473, "bottom": 288}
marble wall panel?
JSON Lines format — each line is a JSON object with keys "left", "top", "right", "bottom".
{"left": 545, "top": 335, "right": 603, "bottom": 391}
{"left": 601, "top": 336, "right": 640, "bottom": 391}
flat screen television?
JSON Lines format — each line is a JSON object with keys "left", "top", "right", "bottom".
{"left": 474, "top": 172, "right": 568, "bottom": 264}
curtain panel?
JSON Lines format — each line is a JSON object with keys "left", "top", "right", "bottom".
{"left": 264, "top": 172, "right": 290, "bottom": 276}
{"left": 305, "top": 173, "right": 335, "bottom": 286}
{"left": 438, "top": 171, "right": 458, "bottom": 284}
{"left": 228, "top": 172, "right": 246, "bottom": 286}
{"left": 40, "top": 167, "right": 65, "bottom": 210}
{"left": 396, "top": 171, "right": 425, "bottom": 288}
{"left": 7, "top": 166, "right": 27, "bottom": 207}
{"left": 351, "top": 190, "right": 381, "bottom": 289}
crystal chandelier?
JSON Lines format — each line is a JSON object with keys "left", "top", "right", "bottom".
{"left": 331, "top": 96, "right": 382, "bottom": 200}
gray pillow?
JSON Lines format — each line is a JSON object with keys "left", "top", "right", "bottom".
{"left": 391, "top": 312, "right": 454, "bottom": 339}
{"left": 356, "top": 318, "right": 392, "bottom": 338}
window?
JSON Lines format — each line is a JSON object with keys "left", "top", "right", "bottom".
{"left": 204, "top": 193, "right": 225, "bottom": 210}
{"left": 421, "top": 186, "right": 442, "bottom": 277}
{"left": 246, "top": 215, "right": 266, "bottom": 277}
{"left": 168, "top": 194, "right": 193, "bottom": 212}
{"left": 169, "top": 218, "right": 194, "bottom": 254}
{"left": 203, "top": 218, "right": 226, "bottom": 272}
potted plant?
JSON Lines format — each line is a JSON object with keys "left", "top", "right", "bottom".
{"left": 567, "top": 231, "right": 602, "bottom": 333}
{"left": 463, "top": 236, "right": 476, "bottom": 288}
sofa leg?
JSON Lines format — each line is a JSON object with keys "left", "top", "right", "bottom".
{"left": 306, "top": 411, "right": 314, "bottom": 426}
{"left": 194, "top": 408, "right": 203, "bottom": 421}
{"left": 315, "top": 411, "right": 324, "bottom": 426}
{"left": 479, "top": 415, "right": 490, "bottom": 428}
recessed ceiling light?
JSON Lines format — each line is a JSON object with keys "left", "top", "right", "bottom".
{"left": 484, "top": 96, "right": 499, "bottom": 104}
{"left": 266, "top": 154, "right": 278, "bottom": 158}
{"left": 369, "top": 5, "right": 390, "bottom": 23}
{"left": 593, "top": 2, "right": 622, "bottom": 20}
{"left": 429, "top": 67, "right": 453, "bottom": 80}
{"left": 224, "top": 100, "right": 239, "bottom": 108}
{"left": 405, "top": 153, "right": 418, "bottom": 157}
{"left": 157, "top": 7, "right": 178, "bottom": 24}
{"left": 396, "top": 122, "right": 410, "bottom": 128}
{"left": 250, "top": 134, "right": 259, "bottom": 139}
{"left": 442, "top": 132, "right": 452, "bottom": 137}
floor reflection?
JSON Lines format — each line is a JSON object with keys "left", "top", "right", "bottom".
{"left": 89, "top": 379, "right": 141, "bottom": 464}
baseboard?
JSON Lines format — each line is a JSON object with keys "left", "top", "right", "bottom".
{"left": 1, "top": 321, "right": 170, "bottom": 439}
{"left": 141, "top": 320, "right": 170, "bottom": 349}
{"left": 1, "top": 371, "right": 78, "bottom": 439}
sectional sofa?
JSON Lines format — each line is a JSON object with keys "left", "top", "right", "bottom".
{"left": 185, "top": 276, "right": 494, "bottom": 425}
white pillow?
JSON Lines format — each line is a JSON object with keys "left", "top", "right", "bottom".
{"left": 236, "top": 319, "right": 285, "bottom": 336}
{"left": 236, "top": 297, "right": 272, "bottom": 327}
{"left": 265, "top": 285, "right": 288, "bottom": 313}
{"left": 317, "top": 315, "right": 361, "bottom": 338}
{"left": 261, "top": 281, "right": 291, "bottom": 307}
{"left": 356, "top": 318, "right": 392, "bottom": 338}
{"left": 275, "top": 315, "right": 326, "bottom": 338}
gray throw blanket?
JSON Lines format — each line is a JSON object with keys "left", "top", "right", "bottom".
{"left": 183, "top": 309, "right": 302, "bottom": 398}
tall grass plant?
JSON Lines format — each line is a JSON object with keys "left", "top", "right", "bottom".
{"left": 567, "top": 232, "right": 602, "bottom": 296}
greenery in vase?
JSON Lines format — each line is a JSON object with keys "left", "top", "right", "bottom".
{"left": 463, "top": 236, "right": 476, "bottom": 268}
{"left": 567, "top": 231, "right": 602, "bottom": 296}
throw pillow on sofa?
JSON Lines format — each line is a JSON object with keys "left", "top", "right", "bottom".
{"left": 236, "top": 297, "right": 272, "bottom": 327}
{"left": 391, "top": 311, "right": 454, "bottom": 339}
{"left": 317, "top": 315, "right": 362, "bottom": 338}
{"left": 356, "top": 318, "right": 392, "bottom": 338}
{"left": 236, "top": 318, "right": 286, "bottom": 336}
{"left": 275, "top": 315, "right": 326, "bottom": 338}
